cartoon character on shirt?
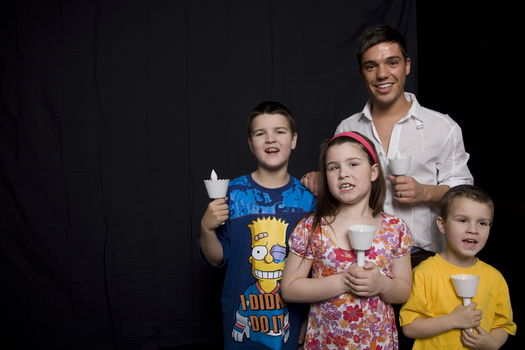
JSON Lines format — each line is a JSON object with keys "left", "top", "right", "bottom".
{"left": 232, "top": 217, "right": 290, "bottom": 350}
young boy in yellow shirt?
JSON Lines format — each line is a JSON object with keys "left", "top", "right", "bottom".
{"left": 400, "top": 185, "right": 516, "bottom": 349}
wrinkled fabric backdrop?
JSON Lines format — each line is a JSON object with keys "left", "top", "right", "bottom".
{"left": 0, "top": 0, "right": 519, "bottom": 349}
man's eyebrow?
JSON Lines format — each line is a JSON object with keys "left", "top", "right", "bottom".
{"left": 362, "top": 55, "right": 403, "bottom": 66}
{"left": 362, "top": 59, "right": 377, "bottom": 66}
{"left": 386, "top": 55, "right": 403, "bottom": 61}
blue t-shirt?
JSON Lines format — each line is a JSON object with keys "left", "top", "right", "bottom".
{"left": 201, "top": 173, "right": 316, "bottom": 350}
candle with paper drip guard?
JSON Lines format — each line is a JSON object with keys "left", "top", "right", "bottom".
{"left": 451, "top": 274, "right": 480, "bottom": 332}
{"left": 204, "top": 170, "right": 230, "bottom": 224}
{"left": 347, "top": 224, "right": 377, "bottom": 266}
{"left": 204, "top": 169, "right": 229, "bottom": 199}
{"left": 388, "top": 150, "right": 412, "bottom": 176}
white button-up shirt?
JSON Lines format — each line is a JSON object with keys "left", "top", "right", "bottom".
{"left": 335, "top": 93, "right": 473, "bottom": 253}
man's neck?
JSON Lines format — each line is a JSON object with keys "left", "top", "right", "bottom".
{"left": 370, "top": 93, "right": 412, "bottom": 122}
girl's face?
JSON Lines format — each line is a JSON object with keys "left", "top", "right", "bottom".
{"left": 325, "top": 142, "right": 379, "bottom": 208}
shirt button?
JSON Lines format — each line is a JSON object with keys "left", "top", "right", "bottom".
{"left": 385, "top": 201, "right": 390, "bottom": 206}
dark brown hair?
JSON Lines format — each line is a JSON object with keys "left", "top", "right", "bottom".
{"left": 440, "top": 185, "right": 494, "bottom": 223}
{"left": 355, "top": 24, "right": 409, "bottom": 69}
{"left": 247, "top": 101, "right": 295, "bottom": 137}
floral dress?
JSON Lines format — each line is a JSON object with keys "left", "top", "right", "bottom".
{"left": 289, "top": 213, "right": 412, "bottom": 350}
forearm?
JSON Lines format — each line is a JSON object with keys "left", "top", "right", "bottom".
{"left": 282, "top": 253, "right": 347, "bottom": 303}
{"left": 402, "top": 315, "right": 455, "bottom": 339}
{"left": 421, "top": 184, "right": 449, "bottom": 207}
{"left": 281, "top": 273, "right": 348, "bottom": 303}
{"left": 488, "top": 328, "right": 508, "bottom": 349}
{"left": 199, "top": 226, "right": 223, "bottom": 267}
{"left": 378, "top": 274, "right": 412, "bottom": 304}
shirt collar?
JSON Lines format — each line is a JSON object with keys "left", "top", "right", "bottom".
{"left": 360, "top": 92, "right": 425, "bottom": 126}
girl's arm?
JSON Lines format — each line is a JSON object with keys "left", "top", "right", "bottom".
{"left": 401, "top": 302, "right": 483, "bottom": 339}
{"left": 281, "top": 253, "right": 348, "bottom": 303}
{"left": 345, "top": 253, "right": 412, "bottom": 304}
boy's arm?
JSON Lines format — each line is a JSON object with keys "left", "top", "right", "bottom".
{"left": 460, "top": 327, "right": 508, "bottom": 350}
{"left": 402, "top": 302, "right": 483, "bottom": 339}
{"left": 200, "top": 198, "right": 229, "bottom": 267}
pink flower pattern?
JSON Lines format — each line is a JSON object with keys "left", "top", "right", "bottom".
{"left": 289, "top": 213, "right": 412, "bottom": 349}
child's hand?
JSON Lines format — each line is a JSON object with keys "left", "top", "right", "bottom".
{"left": 448, "top": 302, "right": 483, "bottom": 330}
{"left": 460, "top": 326, "right": 505, "bottom": 350}
{"left": 201, "top": 197, "right": 229, "bottom": 230}
{"left": 345, "top": 261, "right": 384, "bottom": 297}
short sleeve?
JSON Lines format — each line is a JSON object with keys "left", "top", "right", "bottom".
{"left": 399, "top": 269, "right": 434, "bottom": 326}
{"left": 396, "top": 217, "right": 412, "bottom": 258}
{"left": 289, "top": 217, "right": 315, "bottom": 260}
{"left": 382, "top": 214, "right": 412, "bottom": 259}
{"left": 492, "top": 276, "right": 517, "bottom": 335}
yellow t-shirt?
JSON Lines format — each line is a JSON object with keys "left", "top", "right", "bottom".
{"left": 399, "top": 254, "right": 516, "bottom": 349}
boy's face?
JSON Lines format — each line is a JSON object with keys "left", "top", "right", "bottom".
{"left": 437, "top": 197, "right": 492, "bottom": 266}
{"left": 248, "top": 113, "right": 297, "bottom": 172}
{"left": 359, "top": 42, "right": 410, "bottom": 109}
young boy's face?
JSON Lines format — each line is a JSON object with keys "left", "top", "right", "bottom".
{"left": 248, "top": 113, "right": 297, "bottom": 172}
{"left": 437, "top": 197, "right": 492, "bottom": 266}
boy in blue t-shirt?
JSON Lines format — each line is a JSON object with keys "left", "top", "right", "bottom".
{"left": 200, "top": 101, "right": 316, "bottom": 350}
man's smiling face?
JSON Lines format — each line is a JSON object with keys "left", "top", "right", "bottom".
{"left": 359, "top": 42, "right": 410, "bottom": 109}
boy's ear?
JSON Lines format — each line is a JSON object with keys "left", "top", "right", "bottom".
{"left": 248, "top": 138, "right": 254, "bottom": 154}
{"left": 291, "top": 133, "right": 297, "bottom": 150}
{"left": 436, "top": 216, "right": 446, "bottom": 234}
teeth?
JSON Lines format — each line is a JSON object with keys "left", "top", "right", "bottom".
{"left": 341, "top": 184, "right": 354, "bottom": 189}
{"left": 266, "top": 148, "right": 278, "bottom": 153}
{"left": 255, "top": 270, "right": 282, "bottom": 279}
{"left": 377, "top": 83, "right": 393, "bottom": 89}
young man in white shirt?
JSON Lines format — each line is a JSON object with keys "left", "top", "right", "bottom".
{"left": 302, "top": 24, "right": 473, "bottom": 266}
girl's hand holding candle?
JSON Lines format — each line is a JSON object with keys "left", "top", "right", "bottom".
{"left": 347, "top": 224, "right": 377, "bottom": 267}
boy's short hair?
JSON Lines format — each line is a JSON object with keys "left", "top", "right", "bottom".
{"left": 440, "top": 185, "right": 494, "bottom": 222}
{"left": 247, "top": 101, "right": 296, "bottom": 137}
{"left": 355, "top": 24, "right": 409, "bottom": 69}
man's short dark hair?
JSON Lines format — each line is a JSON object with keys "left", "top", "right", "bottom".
{"left": 355, "top": 24, "right": 409, "bottom": 68}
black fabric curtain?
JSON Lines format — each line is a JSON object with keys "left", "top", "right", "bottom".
{"left": 0, "top": 1, "right": 519, "bottom": 349}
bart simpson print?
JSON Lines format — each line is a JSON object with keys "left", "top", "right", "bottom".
{"left": 232, "top": 217, "right": 291, "bottom": 350}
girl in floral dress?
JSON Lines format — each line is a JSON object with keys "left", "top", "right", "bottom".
{"left": 281, "top": 132, "right": 412, "bottom": 349}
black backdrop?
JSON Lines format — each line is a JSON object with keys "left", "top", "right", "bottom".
{"left": 0, "top": 1, "right": 520, "bottom": 349}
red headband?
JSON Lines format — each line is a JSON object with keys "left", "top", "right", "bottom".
{"left": 327, "top": 132, "right": 377, "bottom": 164}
